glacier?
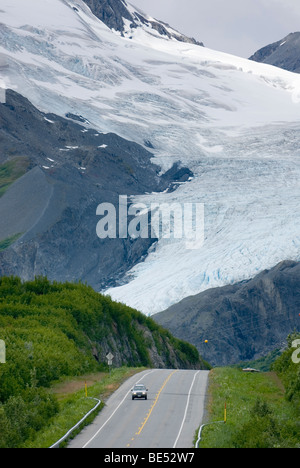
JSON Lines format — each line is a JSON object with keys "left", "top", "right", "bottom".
{"left": 1, "top": 0, "right": 300, "bottom": 314}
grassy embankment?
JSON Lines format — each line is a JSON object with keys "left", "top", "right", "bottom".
{"left": 199, "top": 337, "right": 300, "bottom": 448}
{"left": 27, "top": 366, "right": 145, "bottom": 448}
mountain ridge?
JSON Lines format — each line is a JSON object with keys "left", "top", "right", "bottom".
{"left": 154, "top": 260, "right": 300, "bottom": 366}
{"left": 249, "top": 31, "right": 300, "bottom": 73}
{"left": 81, "top": 0, "right": 204, "bottom": 45}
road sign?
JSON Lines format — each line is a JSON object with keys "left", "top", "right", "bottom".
{"left": 106, "top": 352, "right": 114, "bottom": 362}
{"left": 106, "top": 352, "right": 114, "bottom": 373}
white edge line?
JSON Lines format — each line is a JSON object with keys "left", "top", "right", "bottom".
{"left": 173, "top": 370, "right": 200, "bottom": 448}
{"left": 82, "top": 369, "right": 156, "bottom": 448}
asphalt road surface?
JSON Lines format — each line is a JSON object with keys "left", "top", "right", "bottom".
{"left": 68, "top": 369, "right": 209, "bottom": 449}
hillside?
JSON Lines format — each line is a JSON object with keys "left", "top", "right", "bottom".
{"left": 0, "top": 276, "right": 206, "bottom": 385}
{"left": 0, "top": 89, "right": 188, "bottom": 289}
{"left": 249, "top": 32, "right": 300, "bottom": 73}
{"left": 201, "top": 335, "right": 300, "bottom": 448}
{"left": 154, "top": 260, "right": 300, "bottom": 366}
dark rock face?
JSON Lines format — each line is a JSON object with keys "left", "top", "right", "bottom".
{"left": 82, "top": 0, "right": 135, "bottom": 33}
{"left": 99, "top": 320, "right": 206, "bottom": 369}
{"left": 82, "top": 0, "right": 204, "bottom": 46}
{"left": 132, "top": 12, "right": 204, "bottom": 46}
{"left": 154, "top": 261, "right": 300, "bottom": 366}
{"left": 249, "top": 32, "right": 300, "bottom": 73}
{"left": 0, "top": 89, "right": 187, "bottom": 290}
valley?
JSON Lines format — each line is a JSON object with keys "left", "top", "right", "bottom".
{"left": 0, "top": 0, "right": 300, "bottom": 449}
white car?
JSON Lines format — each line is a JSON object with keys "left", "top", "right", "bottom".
{"left": 131, "top": 383, "right": 148, "bottom": 400}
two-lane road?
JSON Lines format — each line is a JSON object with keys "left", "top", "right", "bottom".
{"left": 68, "top": 369, "right": 209, "bottom": 449}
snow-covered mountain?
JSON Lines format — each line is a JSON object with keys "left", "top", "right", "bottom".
{"left": 1, "top": 0, "right": 300, "bottom": 315}
{"left": 82, "top": 0, "right": 204, "bottom": 45}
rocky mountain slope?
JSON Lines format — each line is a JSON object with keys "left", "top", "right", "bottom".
{"left": 82, "top": 0, "right": 204, "bottom": 45}
{"left": 249, "top": 32, "right": 300, "bottom": 73}
{"left": 154, "top": 261, "right": 300, "bottom": 366}
{"left": 0, "top": 89, "right": 188, "bottom": 288}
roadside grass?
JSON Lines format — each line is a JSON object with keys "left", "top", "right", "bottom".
{"left": 25, "top": 367, "right": 146, "bottom": 448}
{"left": 198, "top": 367, "right": 300, "bottom": 448}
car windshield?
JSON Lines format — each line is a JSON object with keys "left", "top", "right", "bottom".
{"left": 133, "top": 385, "right": 146, "bottom": 390}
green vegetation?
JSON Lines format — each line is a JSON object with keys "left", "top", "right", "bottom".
{"left": 0, "top": 233, "right": 23, "bottom": 251}
{"left": 272, "top": 332, "right": 300, "bottom": 405}
{"left": 28, "top": 367, "right": 144, "bottom": 448}
{"left": 232, "top": 348, "right": 282, "bottom": 372}
{"left": 0, "top": 276, "right": 203, "bottom": 448}
{"left": 200, "top": 334, "right": 300, "bottom": 448}
{"left": 0, "top": 157, "right": 30, "bottom": 197}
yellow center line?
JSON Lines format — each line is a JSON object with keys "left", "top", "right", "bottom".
{"left": 127, "top": 370, "right": 178, "bottom": 447}
{"left": 137, "top": 370, "right": 177, "bottom": 436}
